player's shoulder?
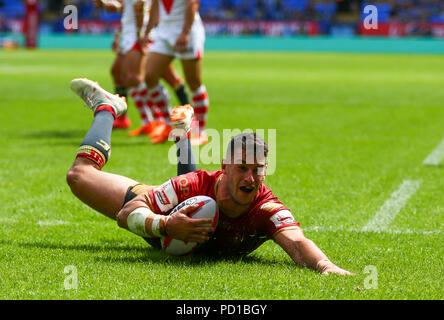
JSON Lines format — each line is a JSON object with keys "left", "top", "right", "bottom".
{"left": 251, "top": 183, "right": 287, "bottom": 214}
{"left": 251, "top": 184, "right": 299, "bottom": 231}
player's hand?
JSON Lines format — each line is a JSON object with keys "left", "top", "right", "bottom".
{"left": 139, "top": 35, "right": 150, "bottom": 55}
{"left": 93, "top": 0, "right": 103, "bottom": 9}
{"left": 321, "top": 265, "right": 353, "bottom": 276}
{"left": 112, "top": 34, "right": 120, "bottom": 52}
{"left": 174, "top": 33, "right": 190, "bottom": 53}
{"left": 165, "top": 205, "right": 214, "bottom": 243}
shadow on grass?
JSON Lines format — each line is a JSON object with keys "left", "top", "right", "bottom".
{"left": 95, "top": 252, "right": 296, "bottom": 269}
{"left": 422, "top": 163, "right": 444, "bottom": 169}
{"left": 7, "top": 240, "right": 148, "bottom": 254}
{"left": 6, "top": 239, "right": 294, "bottom": 268}
{"left": 21, "top": 130, "right": 149, "bottom": 146}
{"left": 23, "top": 130, "right": 86, "bottom": 139}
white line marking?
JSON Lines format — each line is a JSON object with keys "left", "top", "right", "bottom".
{"left": 423, "top": 137, "right": 444, "bottom": 165}
{"left": 304, "top": 226, "right": 442, "bottom": 235}
{"left": 362, "top": 179, "right": 422, "bottom": 232}
{"left": 2, "top": 218, "right": 441, "bottom": 235}
{"left": 37, "top": 220, "right": 71, "bottom": 226}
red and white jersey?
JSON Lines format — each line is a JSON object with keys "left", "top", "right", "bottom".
{"left": 158, "top": 0, "right": 201, "bottom": 23}
{"left": 145, "top": 170, "right": 300, "bottom": 256}
{"left": 121, "top": 0, "right": 150, "bottom": 36}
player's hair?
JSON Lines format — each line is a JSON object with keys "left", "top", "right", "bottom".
{"left": 226, "top": 133, "right": 268, "bottom": 164}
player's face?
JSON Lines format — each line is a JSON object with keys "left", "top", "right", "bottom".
{"left": 222, "top": 149, "right": 267, "bottom": 206}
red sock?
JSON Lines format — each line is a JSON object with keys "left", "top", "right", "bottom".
{"left": 94, "top": 105, "right": 116, "bottom": 119}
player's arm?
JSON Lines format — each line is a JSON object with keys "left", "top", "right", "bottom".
{"left": 144, "top": 0, "right": 159, "bottom": 37}
{"left": 116, "top": 194, "right": 214, "bottom": 242}
{"left": 94, "top": 0, "right": 123, "bottom": 13}
{"left": 273, "top": 228, "right": 352, "bottom": 275}
{"left": 140, "top": 0, "right": 159, "bottom": 52}
{"left": 175, "top": 0, "right": 199, "bottom": 53}
{"left": 112, "top": 28, "right": 121, "bottom": 52}
{"left": 134, "top": 0, "right": 146, "bottom": 35}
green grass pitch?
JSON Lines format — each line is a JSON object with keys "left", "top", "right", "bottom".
{"left": 0, "top": 49, "right": 443, "bottom": 299}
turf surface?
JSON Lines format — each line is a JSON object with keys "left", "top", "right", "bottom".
{"left": 0, "top": 49, "right": 443, "bottom": 299}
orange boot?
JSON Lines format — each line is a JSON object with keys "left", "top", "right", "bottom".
{"left": 190, "top": 130, "right": 208, "bottom": 146}
{"left": 150, "top": 122, "right": 172, "bottom": 144}
{"left": 113, "top": 114, "right": 131, "bottom": 129}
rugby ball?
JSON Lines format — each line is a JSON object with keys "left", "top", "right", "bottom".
{"left": 161, "top": 196, "right": 218, "bottom": 256}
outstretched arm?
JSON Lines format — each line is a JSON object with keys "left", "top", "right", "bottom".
{"left": 273, "top": 228, "right": 352, "bottom": 275}
{"left": 93, "top": 0, "right": 123, "bottom": 13}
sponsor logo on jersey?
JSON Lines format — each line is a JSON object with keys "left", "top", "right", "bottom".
{"left": 270, "top": 210, "right": 296, "bottom": 228}
{"left": 177, "top": 176, "right": 190, "bottom": 197}
{"left": 153, "top": 180, "right": 178, "bottom": 212}
{"left": 156, "top": 190, "right": 170, "bottom": 206}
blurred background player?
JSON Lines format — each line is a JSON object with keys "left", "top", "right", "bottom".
{"left": 94, "top": 0, "right": 191, "bottom": 140}
{"left": 93, "top": 0, "right": 131, "bottom": 129}
{"left": 142, "top": 0, "right": 209, "bottom": 146}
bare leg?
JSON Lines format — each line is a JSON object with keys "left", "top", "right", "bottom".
{"left": 67, "top": 79, "right": 139, "bottom": 220}
{"left": 180, "top": 58, "right": 202, "bottom": 92}
{"left": 111, "top": 52, "right": 125, "bottom": 87}
{"left": 162, "top": 63, "right": 182, "bottom": 89}
{"left": 67, "top": 158, "right": 138, "bottom": 220}
{"left": 161, "top": 63, "right": 190, "bottom": 106}
{"left": 122, "top": 49, "right": 146, "bottom": 88}
{"left": 145, "top": 52, "right": 175, "bottom": 89}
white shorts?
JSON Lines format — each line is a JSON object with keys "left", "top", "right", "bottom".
{"left": 119, "top": 31, "right": 138, "bottom": 55}
{"left": 149, "top": 20, "right": 205, "bottom": 60}
{"left": 119, "top": 28, "right": 156, "bottom": 55}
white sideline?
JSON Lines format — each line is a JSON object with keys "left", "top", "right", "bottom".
{"left": 37, "top": 220, "right": 71, "bottom": 226}
{"left": 305, "top": 226, "right": 442, "bottom": 235}
{"left": 361, "top": 179, "right": 422, "bottom": 232}
{"left": 1, "top": 218, "right": 441, "bottom": 235}
{"left": 423, "top": 137, "right": 444, "bottom": 166}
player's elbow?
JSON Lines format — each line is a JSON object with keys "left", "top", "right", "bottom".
{"left": 133, "top": 1, "right": 143, "bottom": 11}
{"left": 124, "top": 71, "right": 144, "bottom": 88}
{"left": 189, "top": 0, "right": 199, "bottom": 7}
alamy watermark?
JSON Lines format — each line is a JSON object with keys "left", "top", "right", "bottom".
{"left": 64, "top": 4, "right": 379, "bottom": 31}
{"left": 363, "top": 265, "right": 378, "bottom": 289}
{"left": 64, "top": 265, "right": 78, "bottom": 290}
{"left": 63, "top": 5, "right": 78, "bottom": 30}
{"left": 168, "top": 129, "right": 277, "bottom": 175}
{"left": 363, "top": 5, "right": 378, "bottom": 30}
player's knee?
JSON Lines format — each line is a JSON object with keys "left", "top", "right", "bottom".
{"left": 111, "top": 64, "right": 120, "bottom": 81}
{"left": 66, "top": 166, "right": 79, "bottom": 189}
{"left": 144, "top": 71, "right": 159, "bottom": 88}
{"left": 66, "top": 165, "right": 86, "bottom": 191}
{"left": 125, "top": 73, "right": 143, "bottom": 88}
